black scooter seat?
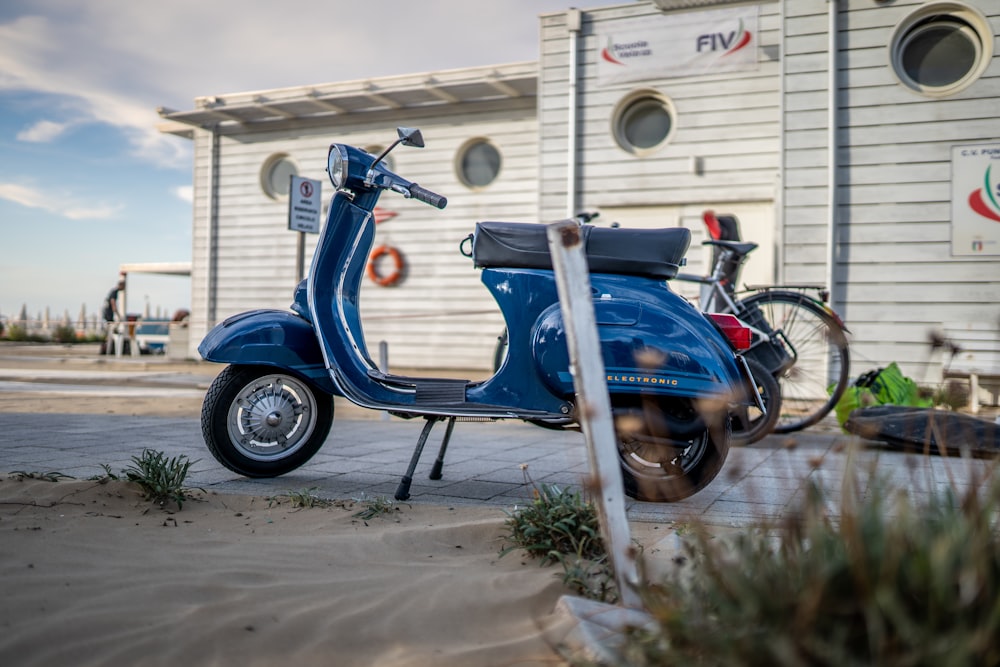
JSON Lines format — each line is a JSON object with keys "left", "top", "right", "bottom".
{"left": 471, "top": 221, "right": 690, "bottom": 280}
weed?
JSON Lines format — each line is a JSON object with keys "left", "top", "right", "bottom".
{"left": 554, "top": 552, "right": 618, "bottom": 604}
{"left": 617, "top": 464, "right": 1000, "bottom": 666}
{"left": 500, "top": 480, "right": 618, "bottom": 602}
{"left": 88, "top": 464, "right": 121, "bottom": 483}
{"left": 501, "top": 483, "right": 605, "bottom": 565}
{"left": 351, "top": 493, "right": 398, "bottom": 520}
{"left": 268, "top": 487, "right": 333, "bottom": 509}
{"left": 122, "top": 449, "right": 199, "bottom": 509}
{"left": 9, "top": 470, "right": 74, "bottom": 482}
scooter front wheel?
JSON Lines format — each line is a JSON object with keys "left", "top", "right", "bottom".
{"left": 201, "top": 365, "right": 334, "bottom": 477}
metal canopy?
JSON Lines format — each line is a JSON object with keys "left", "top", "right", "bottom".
{"left": 119, "top": 262, "right": 192, "bottom": 276}
{"left": 158, "top": 61, "right": 537, "bottom": 135}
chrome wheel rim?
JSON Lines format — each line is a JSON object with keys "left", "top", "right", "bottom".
{"left": 226, "top": 374, "right": 318, "bottom": 461}
{"left": 618, "top": 431, "right": 709, "bottom": 479}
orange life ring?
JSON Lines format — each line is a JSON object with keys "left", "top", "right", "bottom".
{"left": 367, "top": 245, "right": 404, "bottom": 286}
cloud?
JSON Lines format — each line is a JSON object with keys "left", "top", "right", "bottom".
{"left": 172, "top": 185, "right": 193, "bottom": 203}
{"left": 0, "top": 12, "right": 191, "bottom": 167}
{"left": 0, "top": 182, "right": 122, "bottom": 220}
{"left": 0, "top": 1, "right": 601, "bottom": 168}
{"left": 16, "top": 119, "right": 70, "bottom": 142}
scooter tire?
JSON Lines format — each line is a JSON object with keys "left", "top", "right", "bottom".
{"left": 201, "top": 364, "right": 334, "bottom": 478}
{"left": 615, "top": 399, "right": 730, "bottom": 502}
{"left": 731, "top": 358, "right": 782, "bottom": 446}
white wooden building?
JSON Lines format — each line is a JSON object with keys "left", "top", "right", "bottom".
{"left": 160, "top": 0, "right": 1000, "bottom": 401}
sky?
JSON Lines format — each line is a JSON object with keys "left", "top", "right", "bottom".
{"left": 0, "top": 0, "right": 616, "bottom": 324}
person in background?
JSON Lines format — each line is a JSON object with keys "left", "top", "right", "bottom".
{"left": 100, "top": 276, "right": 126, "bottom": 355}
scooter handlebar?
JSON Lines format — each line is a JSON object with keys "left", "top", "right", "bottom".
{"left": 408, "top": 183, "right": 447, "bottom": 209}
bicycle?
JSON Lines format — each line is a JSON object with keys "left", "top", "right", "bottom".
{"left": 674, "top": 211, "right": 851, "bottom": 433}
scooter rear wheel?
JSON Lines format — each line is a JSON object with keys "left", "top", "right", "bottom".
{"left": 201, "top": 364, "right": 334, "bottom": 477}
{"left": 614, "top": 398, "right": 730, "bottom": 502}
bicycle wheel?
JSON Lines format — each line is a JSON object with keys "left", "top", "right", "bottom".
{"left": 731, "top": 357, "right": 782, "bottom": 446}
{"left": 738, "top": 290, "right": 850, "bottom": 433}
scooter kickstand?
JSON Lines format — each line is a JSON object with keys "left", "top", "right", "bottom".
{"left": 428, "top": 417, "right": 456, "bottom": 481}
{"left": 395, "top": 416, "right": 443, "bottom": 501}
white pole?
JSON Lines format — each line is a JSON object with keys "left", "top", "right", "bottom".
{"left": 546, "top": 219, "right": 641, "bottom": 610}
{"left": 566, "top": 9, "right": 581, "bottom": 218}
{"left": 826, "top": 0, "right": 839, "bottom": 312}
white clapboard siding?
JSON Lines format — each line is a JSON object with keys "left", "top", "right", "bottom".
{"left": 539, "top": 3, "right": 782, "bottom": 223}
{"left": 180, "top": 0, "right": 1000, "bottom": 395}
{"left": 187, "top": 101, "right": 539, "bottom": 371}
{"left": 780, "top": 0, "right": 1000, "bottom": 383}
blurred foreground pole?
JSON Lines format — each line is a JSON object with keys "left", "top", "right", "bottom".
{"left": 546, "top": 220, "right": 641, "bottom": 610}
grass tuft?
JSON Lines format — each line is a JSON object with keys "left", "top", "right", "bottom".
{"left": 123, "top": 449, "right": 199, "bottom": 509}
{"left": 351, "top": 493, "right": 398, "bottom": 520}
{"left": 267, "top": 487, "right": 333, "bottom": 508}
{"left": 616, "top": 458, "right": 1000, "bottom": 666}
{"left": 500, "top": 480, "right": 617, "bottom": 602}
{"left": 9, "top": 471, "right": 74, "bottom": 482}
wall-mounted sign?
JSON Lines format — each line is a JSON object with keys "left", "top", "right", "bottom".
{"left": 596, "top": 5, "right": 758, "bottom": 87}
{"left": 288, "top": 175, "right": 322, "bottom": 233}
{"left": 952, "top": 144, "right": 1000, "bottom": 256}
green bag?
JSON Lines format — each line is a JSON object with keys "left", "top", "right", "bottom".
{"left": 833, "top": 362, "right": 932, "bottom": 428}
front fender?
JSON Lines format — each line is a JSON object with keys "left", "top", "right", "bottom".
{"left": 198, "top": 309, "right": 338, "bottom": 395}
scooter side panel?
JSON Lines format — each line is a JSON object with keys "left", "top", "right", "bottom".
{"left": 530, "top": 273, "right": 746, "bottom": 402}
{"left": 465, "top": 268, "right": 571, "bottom": 414}
{"left": 198, "top": 309, "right": 339, "bottom": 394}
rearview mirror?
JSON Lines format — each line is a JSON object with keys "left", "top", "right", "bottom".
{"left": 397, "top": 127, "right": 424, "bottom": 148}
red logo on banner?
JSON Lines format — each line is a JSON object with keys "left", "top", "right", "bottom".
{"left": 969, "top": 165, "right": 1000, "bottom": 223}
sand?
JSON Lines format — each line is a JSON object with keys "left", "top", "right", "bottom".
{"left": 0, "top": 345, "right": 670, "bottom": 666}
{"left": 0, "top": 477, "right": 582, "bottom": 666}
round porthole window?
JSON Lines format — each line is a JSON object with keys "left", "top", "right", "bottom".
{"left": 612, "top": 90, "right": 676, "bottom": 156}
{"left": 889, "top": 3, "right": 993, "bottom": 98}
{"left": 456, "top": 139, "right": 501, "bottom": 188}
{"left": 260, "top": 154, "right": 298, "bottom": 199}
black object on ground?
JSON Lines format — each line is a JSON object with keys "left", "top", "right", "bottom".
{"left": 845, "top": 405, "right": 999, "bottom": 455}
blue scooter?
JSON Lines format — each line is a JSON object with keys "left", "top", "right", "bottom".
{"left": 198, "top": 128, "right": 760, "bottom": 502}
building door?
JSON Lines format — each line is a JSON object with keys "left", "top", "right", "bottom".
{"left": 598, "top": 202, "right": 776, "bottom": 305}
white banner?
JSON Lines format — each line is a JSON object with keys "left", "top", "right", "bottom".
{"left": 952, "top": 144, "right": 1000, "bottom": 256}
{"left": 596, "top": 6, "right": 758, "bottom": 86}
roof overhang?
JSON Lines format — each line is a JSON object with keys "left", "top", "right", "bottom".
{"left": 119, "top": 262, "right": 192, "bottom": 277}
{"left": 158, "top": 61, "right": 537, "bottom": 137}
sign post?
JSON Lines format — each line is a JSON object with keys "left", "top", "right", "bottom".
{"left": 546, "top": 219, "right": 642, "bottom": 610}
{"left": 288, "top": 175, "right": 323, "bottom": 281}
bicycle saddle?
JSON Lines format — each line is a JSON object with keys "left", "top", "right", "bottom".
{"left": 704, "top": 239, "right": 758, "bottom": 256}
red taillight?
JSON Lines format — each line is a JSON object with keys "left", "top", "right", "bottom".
{"left": 708, "top": 313, "right": 752, "bottom": 350}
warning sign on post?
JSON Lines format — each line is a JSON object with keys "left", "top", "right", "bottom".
{"left": 288, "top": 175, "right": 322, "bottom": 233}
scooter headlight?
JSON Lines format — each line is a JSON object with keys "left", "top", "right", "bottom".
{"left": 327, "top": 144, "right": 348, "bottom": 190}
